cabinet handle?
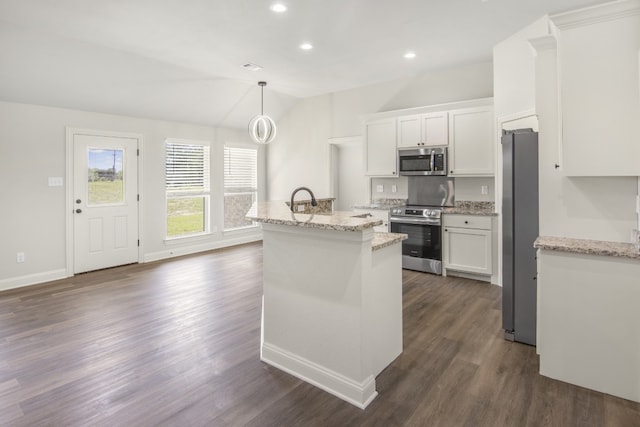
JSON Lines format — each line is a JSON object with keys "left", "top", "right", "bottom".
{"left": 450, "top": 170, "right": 454, "bottom": 174}
{"left": 444, "top": 228, "right": 448, "bottom": 232}
{"left": 464, "top": 220, "right": 468, "bottom": 224}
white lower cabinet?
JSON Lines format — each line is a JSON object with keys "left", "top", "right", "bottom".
{"left": 353, "top": 208, "right": 389, "bottom": 232}
{"left": 443, "top": 215, "right": 492, "bottom": 276}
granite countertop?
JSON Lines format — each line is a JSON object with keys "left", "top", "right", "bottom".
{"left": 444, "top": 201, "right": 497, "bottom": 216}
{"left": 372, "top": 232, "right": 407, "bottom": 251}
{"left": 247, "top": 201, "right": 383, "bottom": 232}
{"left": 534, "top": 236, "right": 640, "bottom": 260}
{"left": 353, "top": 199, "right": 407, "bottom": 210}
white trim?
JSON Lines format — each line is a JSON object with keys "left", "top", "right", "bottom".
{"left": 551, "top": 0, "right": 640, "bottom": 30}
{"left": 65, "top": 127, "right": 144, "bottom": 276}
{"left": 0, "top": 269, "right": 67, "bottom": 292}
{"left": 144, "top": 233, "right": 262, "bottom": 263}
{"left": 261, "top": 342, "right": 378, "bottom": 409}
{"left": 528, "top": 35, "right": 557, "bottom": 55}
{"left": 327, "top": 135, "right": 362, "bottom": 146}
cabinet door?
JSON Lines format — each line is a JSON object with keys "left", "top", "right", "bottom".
{"left": 421, "top": 112, "right": 448, "bottom": 146}
{"left": 443, "top": 227, "right": 492, "bottom": 275}
{"left": 448, "top": 106, "right": 494, "bottom": 176}
{"left": 364, "top": 118, "right": 397, "bottom": 176}
{"left": 397, "top": 115, "right": 421, "bottom": 148}
{"left": 555, "top": 11, "right": 640, "bottom": 176}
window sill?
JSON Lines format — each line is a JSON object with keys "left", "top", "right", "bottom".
{"left": 223, "top": 225, "right": 260, "bottom": 236}
{"left": 164, "top": 232, "right": 213, "bottom": 246}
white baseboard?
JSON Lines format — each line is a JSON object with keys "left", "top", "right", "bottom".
{"left": 0, "top": 269, "right": 68, "bottom": 292}
{"left": 144, "top": 234, "right": 262, "bottom": 263}
{"left": 261, "top": 342, "right": 378, "bottom": 409}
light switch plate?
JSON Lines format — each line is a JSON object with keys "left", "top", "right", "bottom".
{"left": 481, "top": 185, "right": 488, "bottom": 195}
{"left": 48, "top": 177, "right": 64, "bottom": 187}
{"left": 297, "top": 205, "right": 305, "bottom": 212}
{"left": 376, "top": 185, "right": 384, "bottom": 193}
{"left": 391, "top": 185, "right": 397, "bottom": 193}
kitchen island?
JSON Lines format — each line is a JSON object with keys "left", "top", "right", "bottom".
{"left": 248, "top": 201, "right": 406, "bottom": 408}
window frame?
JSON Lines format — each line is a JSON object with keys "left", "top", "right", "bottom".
{"left": 164, "top": 138, "right": 212, "bottom": 240}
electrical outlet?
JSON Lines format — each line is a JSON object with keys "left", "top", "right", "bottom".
{"left": 376, "top": 185, "right": 384, "bottom": 193}
{"left": 17, "top": 252, "right": 25, "bottom": 263}
{"left": 391, "top": 185, "right": 397, "bottom": 193}
{"left": 481, "top": 185, "right": 488, "bottom": 195}
{"left": 297, "top": 205, "right": 305, "bottom": 212}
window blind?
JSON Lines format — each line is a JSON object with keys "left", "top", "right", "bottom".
{"left": 224, "top": 146, "right": 257, "bottom": 193}
{"left": 166, "top": 142, "right": 210, "bottom": 193}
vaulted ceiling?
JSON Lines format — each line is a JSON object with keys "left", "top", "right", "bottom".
{"left": 0, "top": 0, "right": 605, "bottom": 129}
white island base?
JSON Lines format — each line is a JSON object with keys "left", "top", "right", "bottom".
{"left": 259, "top": 222, "right": 403, "bottom": 409}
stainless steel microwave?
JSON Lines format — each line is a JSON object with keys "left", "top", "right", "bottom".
{"left": 397, "top": 147, "right": 447, "bottom": 176}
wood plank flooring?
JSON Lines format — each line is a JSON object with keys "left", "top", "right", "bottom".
{"left": 1, "top": 242, "right": 638, "bottom": 426}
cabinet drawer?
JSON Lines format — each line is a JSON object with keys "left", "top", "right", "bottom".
{"left": 443, "top": 215, "right": 491, "bottom": 230}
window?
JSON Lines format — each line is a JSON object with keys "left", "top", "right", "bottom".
{"left": 224, "top": 146, "right": 258, "bottom": 230}
{"left": 165, "top": 140, "right": 210, "bottom": 238}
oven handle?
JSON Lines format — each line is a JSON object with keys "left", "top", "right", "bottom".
{"left": 390, "top": 217, "right": 441, "bottom": 226}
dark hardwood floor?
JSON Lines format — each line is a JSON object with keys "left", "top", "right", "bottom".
{"left": 1, "top": 242, "right": 638, "bottom": 426}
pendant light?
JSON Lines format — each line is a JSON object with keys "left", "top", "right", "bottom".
{"left": 248, "top": 81, "right": 277, "bottom": 144}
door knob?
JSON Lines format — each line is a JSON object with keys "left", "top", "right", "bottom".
{"left": 76, "top": 199, "right": 81, "bottom": 204}
{"left": 75, "top": 209, "right": 82, "bottom": 214}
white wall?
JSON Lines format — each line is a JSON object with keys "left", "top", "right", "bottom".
{"left": 267, "top": 61, "right": 494, "bottom": 201}
{"left": 494, "top": 15, "right": 638, "bottom": 243}
{"left": 0, "top": 101, "right": 264, "bottom": 290}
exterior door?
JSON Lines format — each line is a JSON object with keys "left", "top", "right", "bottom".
{"left": 73, "top": 133, "right": 139, "bottom": 273}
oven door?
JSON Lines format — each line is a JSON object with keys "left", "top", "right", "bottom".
{"left": 390, "top": 218, "right": 442, "bottom": 274}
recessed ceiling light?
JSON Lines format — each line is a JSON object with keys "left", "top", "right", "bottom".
{"left": 300, "top": 43, "right": 313, "bottom": 50}
{"left": 404, "top": 52, "right": 417, "bottom": 59}
{"left": 270, "top": 3, "right": 287, "bottom": 12}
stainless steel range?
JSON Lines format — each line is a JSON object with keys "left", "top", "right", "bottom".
{"left": 390, "top": 176, "right": 454, "bottom": 275}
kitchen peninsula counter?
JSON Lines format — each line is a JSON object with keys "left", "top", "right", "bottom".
{"left": 247, "top": 201, "right": 405, "bottom": 409}
{"left": 535, "top": 235, "right": 640, "bottom": 403}
{"left": 534, "top": 235, "right": 640, "bottom": 260}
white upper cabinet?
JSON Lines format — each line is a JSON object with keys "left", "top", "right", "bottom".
{"left": 551, "top": 1, "right": 640, "bottom": 176}
{"left": 364, "top": 117, "right": 397, "bottom": 176}
{"left": 448, "top": 106, "right": 495, "bottom": 176}
{"left": 397, "top": 112, "right": 448, "bottom": 148}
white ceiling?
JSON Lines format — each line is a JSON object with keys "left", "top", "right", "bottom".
{"left": 0, "top": 0, "right": 606, "bottom": 129}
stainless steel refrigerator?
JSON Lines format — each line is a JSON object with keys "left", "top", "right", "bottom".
{"left": 502, "top": 129, "right": 538, "bottom": 346}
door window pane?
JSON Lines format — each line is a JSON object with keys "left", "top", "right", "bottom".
{"left": 88, "top": 149, "right": 124, "bottom": 205}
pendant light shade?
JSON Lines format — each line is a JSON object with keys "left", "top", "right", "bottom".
{"left": 248, "top": 81, "right": 277, "bottom": 144}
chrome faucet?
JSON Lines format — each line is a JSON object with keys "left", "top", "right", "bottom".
{"left": 290, "top": 187, "right": 318, "bottom": 212}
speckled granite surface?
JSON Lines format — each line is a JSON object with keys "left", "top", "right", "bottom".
{"left": 444, "top": 201, "right": 496, "bottom": 216}
{"left": 286, "top": 198, "right": 334, "bottom": 214}
{"left": 248, "top": 201, "right": 382, "bottom": 231}
{"left": 535, "top": 236, "right": 640, "bottom": 260}
{"left": 372, "top": 232, "right": 407, "bottom": 251}
{"left": 353, "top": 199, "right": 407, "bottom": 210}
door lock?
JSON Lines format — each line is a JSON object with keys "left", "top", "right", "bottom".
{"left": 75, "top": 209, "right": 82, "bottom": 214}
{"left": 76, "top": 199, "right": 81, "bottom": 204}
